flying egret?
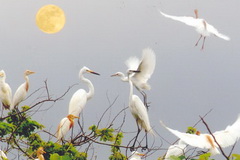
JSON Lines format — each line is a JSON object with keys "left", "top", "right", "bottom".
{"left": 0, "top": 150, "right": 7, "bottom": 160}
{"left": 57, "top": 114, "right": 80, "bottom": 141}
{"left": 159, "top": 9, "right": 230, "bottom": 50}
{"left": 164, "top": 140, "right": 187, "bottom": 160}
{"left": 111, "top": 48, "right": 156, "bottom": 109}
{"left": 68, "top": 66, "right": 100, "bottom": 117}
{"left": 11, "top": 70, "right": 35, "bottom": 110}
{"left": 34, "top": 147, "right": 46, "bottom": 160}
{"left": 0, "top": 70, "right": 12, "bottom": 109}
{"left": 129, "top": 151, "right": 145, "bottom": 160}
{"left": 127, "top": 71, "right": 154, "bottom": 150}
{"left": 160, "top": 114, "right": 240, "bottom": 155}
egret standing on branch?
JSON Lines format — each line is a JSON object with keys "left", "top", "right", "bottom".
{"left": 0, "top": 70, "right": 12, "bottom": 109}
{"left": 160, "top": 114, "right": 240, "bottom": 155}
{"left": 111, "top": 48, "right": 156, "bottom": 109}
{"left": 57, "top": 114, "right": 80, "bottom": 141}
{"left": 11, "top": 70, "right": 35, "bottom": 110}
{"left": 159, "top": 9, "right": 230, "bottom": 50}
{"left": 68, "top": 66, "right": 100, "bottom": 117}
{"left": 127, "top": 70, "right": 154, "bottom": 151}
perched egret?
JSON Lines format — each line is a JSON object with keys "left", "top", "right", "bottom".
{"left": 11, "top": 70, "right": 35, "bottom": 110}
{"left": 0, "top": 150, "right": 7, "bottom": 160}
{"left": 128, "top": 71, "right": 154, "bottom": 150}
{"left": 159, "top": 9, "right": 230, "bottom": 50}
{"left": 129, "top": 151, "right": 145, "bottom": 160}
{"left": 35, "top": 147, "right": 46, "bottom": 160}
{"left": 0, "top": 70, "right": 12, "bottom": 109}
{"left": 68, "top": 66, "right": 100, "bottom": 117}
{"left": 160, "top": 114, "right": 240, "bottom": 155}
{"left": 164, "top": 140, "right": 187, "bottom": 160}
{"left": 57, "top": 114, "right": 80, "bottom": 141}
{"left": 111, "top": 48, "right": 156, "bottom": 109}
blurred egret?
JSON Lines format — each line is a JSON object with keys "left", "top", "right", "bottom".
{"left": 159, "top": 9, "right": 230, "bottom": 50}
{"left": 111, "top": 48, "right": 156, "bottom": 109}
{"left": 128, "top": 71, "right": 154, "bottom": 150}
{"left": 129, "top": 151, "right": 145, "bottom": 160}
{"left": 0, "top": 150, "right": 7, "bottom": 160}
{"left": 11, "top": 70, "right": 35, "bottom": 110}
{"left": 160, "top": 114, "right": 240, "bottom": 155}
{"left": 35, "top": 147, "right": 46, "bottom": 160}
{"left": 57, "top": 114, "right": 80, "bottom": 141}
{"left": 0, "top": 70, "right": 12, "bottom": 109}
{"left": 164, "top": 140, "right": 187, "bottom": 160}
{"left": 68, "top": 66, "right": 100, "bottom": 117}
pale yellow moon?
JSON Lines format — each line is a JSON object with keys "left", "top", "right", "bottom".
{"left": 36, "top": 4, "right": 66, "bottom": 34}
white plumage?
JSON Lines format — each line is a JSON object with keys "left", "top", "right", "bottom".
{"left": 0, "top": 70, "right": 12, "bottom": 109}
{"left": 11, "top": 70, "right": 35, "bottom": 110}
{"left": 159, "top": 10, "right": 230, "bottom": 49}
{"left": 0, "top": 150, "right": 7, "bottom": 160}
{"left": 68, "top": 66, "right": 100, "bottom": 117}
{"left": 160, "top": 115, "right": 240, "bottom": 155}
{"left": 129, "top": 151, "right": 145, "bottom": 160}
{"left": 164, "top": 140, "right": 187, "bottom": 160}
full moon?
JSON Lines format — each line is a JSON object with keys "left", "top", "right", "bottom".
{"left": 36, "top": 4, "right": 66, "bottom": 34}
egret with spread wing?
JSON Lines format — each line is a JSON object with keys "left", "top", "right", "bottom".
{"left": 160, "top": 114, "right": 240, "bottom": 155}
{"left": 111, "top": 48, "right": 156, "bottom": 109}
{"left": 68, "top": 66, "right": 100, "bottom": 117}
{"left": 0, "top": 70, "right": 12, "bottom": 109}
{"left": 159, "top": 9, "right": 230, "bottom": 50}
{"left": 11, "top": 70, "right": 35, "bottom": 110}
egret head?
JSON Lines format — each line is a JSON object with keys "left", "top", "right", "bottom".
{"left": 0, "top": 70, "right": 5, "bottom": 78}
{"left": 130, "top": 151, "right": 145, "bottom": 159}
{"left": 81, "top": 66, "right": 100, "bottom": 75}
{"left": 37, "top": 147, "right": 46, "bottom": 155}
{"left": 24, "top": 70, "right": 35, "bottom": 76}
{"left": 196, "top": 131, "right": 201, "bottom": 136}
{"left": 111, "top": 72, "right": 124, "bottom": 77}
{"left": 67, "top": 114, "right": 80, "bottom": 120}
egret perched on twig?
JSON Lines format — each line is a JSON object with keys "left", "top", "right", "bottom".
{"left": 0, "top": 150, "right": 7, "bottom": 160}
{"left": 68, "top": 66, "right": 100, "bottom": 117}
{"left": 10, "top": 70, "right": 35, "bottom": 110}
{"left": 111, "top": 48, "right": 156, "bottom": 109}
{"left": 0, "top": 70, "right": 12, "bottom": 109}
{"left": 34, "top": 147, "right": 46, "bottom": 160}
{"left": 160, "top": 114, "right": 240, "bottom": 155}
{"left": 57, "top": 114, "right": 80, "bottom": 141}
{"left": 159, "top": 9, "right": 230, "bottom": 50}
{"left": 127, "top": 70, "right": 154, "bottom": 151}
{"left": 129, "top": 151, "right": 145, "bottom": 160}
{"left": 164, "top": 140, "right": 187, "bottom": 160}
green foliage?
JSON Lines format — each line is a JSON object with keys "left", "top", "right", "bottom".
{"left": 232, "top": 154, "right": 240, "bottom": 160}
{"left": 89, "top": 125, "right": 114, "bottom": 142}
{"left": 186, "top": 127, "right": 197, "bottom": 134}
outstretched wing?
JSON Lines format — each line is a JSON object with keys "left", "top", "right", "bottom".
{"left": 206, "top": 23, "right": 230, "bottom": 41}
{"left": 160, "top": 11, "right": 200, "bottom": 27}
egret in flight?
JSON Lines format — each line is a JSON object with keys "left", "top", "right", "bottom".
{"left": 68, "top": 66, "right": 100, "bottom": 117}
{"left": 35, "top": 147, "right": 46, "bottom": 160}
{"left": 129, "top": 151, "right": 145, "bottom": 160}
{"left": 127, "top": 70, "right": 154, "bottom": 150}
{"left": 164, "top": 140, "right": 187, "bottom": 160}
{"left": 111, "top": 48, "right": 156, "bottom": 109}
{"left": 160, "top": 114, "right": 240, "bottom": 155}
{"left": 159, "top": 9, "right": 230, "bottom": 50}
{"left": 0, "top": 70, "right": 12, "bottom": 109}
{"left": 11, "top": 70, "right": 35, "bottom": 110}
{"left": 57, "top": 114, "right": 80, "bottom": 141}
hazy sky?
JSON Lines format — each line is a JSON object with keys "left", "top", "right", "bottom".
{"left": 1, "top": 0, "right": 240, "bottom": 159}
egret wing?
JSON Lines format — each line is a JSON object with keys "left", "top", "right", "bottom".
{"left": 125, "top": 56, "right": 140, "bottom": 71}
{"left": 207, "top": 23, "right": 230, "bottom": 41}
{"left": 57, "top": 117, "right": 71, "bottom": 140}
{"left": 160, "top": 11, "right": 200, "bottom": 27}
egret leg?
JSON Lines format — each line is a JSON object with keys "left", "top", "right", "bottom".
{"left": 195, "top": 35, "right": 203, "bottom": 47}
{"left": 130, "top": 124, "right": 141, "bottom": 151}
{"left": 201, "top": 37, "right": 206, "bottom": 50}
{"left": 142, "top": 131, "right": 148, "bottom": 151}
{"left": 140, "top": 91, "right": 150, "bottom": 110}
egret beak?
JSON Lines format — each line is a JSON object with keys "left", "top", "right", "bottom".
{"left": 73, "top": 115, "right": 80, "bottom": 119}
{"left": 87, "top": 70, "right": 100, "bottom": 76}
{"left": 110, "top": 73, "right": 117, "bottom": 77}
{"left": 137, "top": 153, "right": 145, "bottom": 156}
{"left": 0, "top": 73, "right": 3, "bottom": 77}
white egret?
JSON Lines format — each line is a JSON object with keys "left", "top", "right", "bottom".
{"left": 164, "top": 140, "right": 187, "bottom": 160}
{"left": 57, "top": 114, "right": 80, "bottom": 141}
{"left": 129, "top": 151, "right": 145, "bottom": 160}
{"left": 11, "top": 70, "right": 35, "bottom": 110}
{"left": 111, "top": 48, "right": 156, "bottom": 109}
{"left": 68, "top": 66, "right": 100, "bottom": 117}
{"left": 0, "top": 150, "right": 7, "bottom": 160}
{"left": 159, "top": 9, "right": 230, "bottom": 50}
{"left": 128, "top": 71, "right": 154, "bottom": 150}
{"left": 34, "top": 147, "right": 46, "bottom": 160}
{"left": 0, "top": 70, "right": 12, "bottom": 109}
{"left": 160, "top": 114, "right": 240, "bottom": 155}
